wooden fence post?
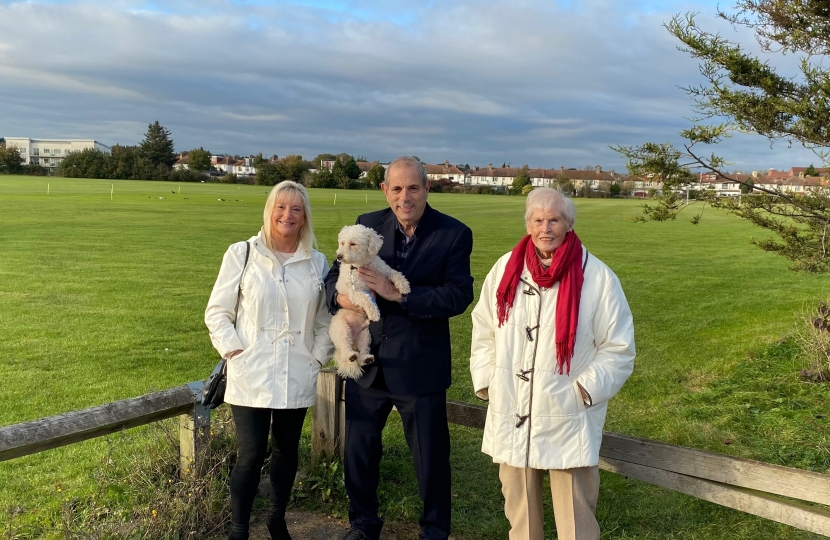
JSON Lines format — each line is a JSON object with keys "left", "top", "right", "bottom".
{"left": 311, "top": 368, "right": 343, "bottom": 463}
{"left": 180, "top": 381, "right": 210, "bottom": 478}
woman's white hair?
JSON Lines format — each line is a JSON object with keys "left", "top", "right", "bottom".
{"left": 262, "top": 181, "right": 316, "bottom": 252}
{"left": 524, "top": 187, "right": 576, "bottom": 228}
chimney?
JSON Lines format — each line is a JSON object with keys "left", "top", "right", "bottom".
{"left": 595, "top": 165, "right": 601, "bottom": 174}
{"left": 560, "top": 165, "right": 565, "bottom": 172}
{"left": 445, "top": 160, "right": 450, "bottom": 167}
{"left": 752, "top": 170, "right": 758, "bottom": 178}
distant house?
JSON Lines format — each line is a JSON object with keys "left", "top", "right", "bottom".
{"left": 173, "top": 152, "right": 189, "bottom": 170}
{"left": 4, "top": 137, "right": 111, "bottom": 171}
{"left": 467, "top": 164, "right": 621, "bottom": 193}
{"left": 233, "top": 156, "right": 257, "bottom": 177}
{"left": 211, "top": 155, "right": 236, "bottom": 174}
{"left": 697, "top": 169, "right": 829, "bottom": 196}
{"left": 423, "top": 161, "right": 465, "bottom": 183}
{"left": 622, "top": 174, "right": 664, "bottom": 198}
{"left": 467, "top": 164, "right": 518, "bottom": 187}
{"left": 357, "top": 161, "right": 379, "bottom": 179}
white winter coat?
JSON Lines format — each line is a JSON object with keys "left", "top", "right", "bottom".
{"left": 205, "top": 232, "right": 333, "bottom": 409}
{"left": 470, "top": 247, "right": 635, "bottom": 470}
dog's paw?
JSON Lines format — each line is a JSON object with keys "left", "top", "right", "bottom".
{"left": 390, "top": 272, "right": 411, "bottom": 294}
{"left": 348, "top": 352, "right": 358, "bottom": 362}
{"left": 360, "top": 354, "right": 374, "bottom": 366}
{"left": 337, "top": 360, "right": 364, "bottom": 380}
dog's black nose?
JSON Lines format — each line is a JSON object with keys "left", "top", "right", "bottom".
{"left": 336, "top": 254, "right": 343, "bottom": 261}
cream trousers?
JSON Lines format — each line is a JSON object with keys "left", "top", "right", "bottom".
{"left": 499, "top": 463, "right": 600, "bottom": 540}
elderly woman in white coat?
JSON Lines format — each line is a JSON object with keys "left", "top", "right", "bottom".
{"left": 470, "top": 187, "right": 635, "bottom": 540}
{"left": 206, "top": 181, "right": 333, "bottom": 540}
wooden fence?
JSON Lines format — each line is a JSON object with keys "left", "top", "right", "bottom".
{"left": 310, "top": 369, "right": 830, "bottom": 537}
{"left": 2, "top": 371, "right": 828, "bottom": 536}
{"left": 0, "top": 381, "right": 210, "bottom": 477}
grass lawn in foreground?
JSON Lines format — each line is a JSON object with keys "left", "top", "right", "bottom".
{"left": 0, "top": 176, "right": 828, "bottom": 538}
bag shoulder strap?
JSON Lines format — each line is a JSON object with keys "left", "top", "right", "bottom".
{"left": 582, "top": 249, "right": 589, "bottom": 272}
{"left": 233, "top": 242, "right": 251, "bottom": 328}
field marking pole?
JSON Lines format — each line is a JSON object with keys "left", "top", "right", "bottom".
{"left": 47, "top": 183, "right": 50, "bottom": 195}
{"left": 334, "top": 193, "right": 337, "bottom": 206}
{"left": 111, "top": 184, "right": 114, "bottom": 201}
{"left": 178, "top": 185, "right": 181, "bottom": 194}
{"left": 365, "top": 193, "right": 368, "bottom": 203}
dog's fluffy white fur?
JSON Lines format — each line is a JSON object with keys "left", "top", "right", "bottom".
{"left": 329, "top": 224, "right": 410, "bottom": 379}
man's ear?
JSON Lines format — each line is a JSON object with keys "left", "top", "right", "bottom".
{"left": 425, "top": 180, "right": 430, "bottom": 193}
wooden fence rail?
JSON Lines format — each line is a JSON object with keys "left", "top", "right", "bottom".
{"left": 311, "top": 369, "right": 830, "bottom": 537}
{"left": 0, "top": 381, "right": 209, "bottom": 477}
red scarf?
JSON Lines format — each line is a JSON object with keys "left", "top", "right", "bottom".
{"left": 496, "top": 231, "right": 584, "bottom": 375}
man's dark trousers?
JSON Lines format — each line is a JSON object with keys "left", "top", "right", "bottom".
{"left": 344, "top": 380, "right": 451, "bottom": 540}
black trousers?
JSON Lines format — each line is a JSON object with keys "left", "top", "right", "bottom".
{"left": 229, "top": 405, "right": 307, "bottom": 527}
{"left": 344, "top": 380, "right": 452, "bottom": 540}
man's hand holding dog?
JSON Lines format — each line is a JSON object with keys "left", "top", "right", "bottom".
{"left": 359, "top": 267, "right": 403, "bottom": 303}
{"left": 336, "top": 293, "right": 365, "bottom": 313}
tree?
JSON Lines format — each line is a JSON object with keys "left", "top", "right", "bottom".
{"left": 331, "top": 159, "right": 351, "bottom": 189}
{"left": 805, "top": 164, "right": 818, "bottom": 177}
{"left": 253, "top": 153, "right": 266, "bottom": 167}
{"left": 553, "top": 173, "right": 576, "bottom": 196}
{"left": 256, "top": 161, "right": 284, "bottom": 186}
{"left": 740, "top": 178, "right": 755, "bottom": 194}
{"left": 59, "top": 149, "right": 110, "bottom": 178}
{"left": 280, "top": 155, "right": 309, "bottom": 184}
{"left": 188, "top": 148, "right": 212, "bottom": 171}
{"left": 343, "top": 156, "right": 362, "bottom": 181}
{"left": 311, "top": 153, "right": 337, "bottom": 169}
{"left": 366, "top": 163, "right": 386, "bottom": 189}
{"left": 140, "top": 121, "right": 177, "bottom": 169}
{"left": 511, "top": 166, "right": 531, "bottom": 195}
{"left": 609, "top": 183, "right": 622, "bottom": 197}
{"left": 0, "top": 145, "right": 24, "bottom": 174}
{"left": 613, "top": 1, "right": 830, "bottom": 272}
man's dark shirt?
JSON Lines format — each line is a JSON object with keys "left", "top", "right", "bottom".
{"left": 371, "top": 220, "right": 418, "bottom": 390}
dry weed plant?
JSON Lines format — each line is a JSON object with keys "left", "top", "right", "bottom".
{"left": 797, "top": 299, "right": 830, "bottom": 382}
{"left": 6, "top": 407, "right": 238, "bottom": 540}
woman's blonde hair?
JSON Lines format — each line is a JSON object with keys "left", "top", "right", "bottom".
{"left": 262, "top": 181, "right": 316, "bottom": 252}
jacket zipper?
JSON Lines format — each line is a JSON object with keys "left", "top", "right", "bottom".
{"left": 519, "top": 277, "right": 542, "bottom": 468}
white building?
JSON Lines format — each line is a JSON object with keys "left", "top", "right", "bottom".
{"left": 4, "top": 138, "right": 111, "bottom": 171}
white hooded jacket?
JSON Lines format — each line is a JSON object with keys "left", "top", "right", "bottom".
{"left": 205, "top": 232, "right": 333, "bottom": 409}
{"left": 470, "top": 247, "right": 635, "bottom": 470}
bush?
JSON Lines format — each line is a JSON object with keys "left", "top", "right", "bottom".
{"left": 22, "top": 164, "right": 48, "bottom": 176}
{"left": 169, "top": 168, "right": 205, "bottom": 183}
{"left": 218, "top": 173, "right": 238, "bottom": 184}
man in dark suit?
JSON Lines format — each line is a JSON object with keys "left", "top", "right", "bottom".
{"left": 325, "top": 156, "right": 474, "bottom": 540}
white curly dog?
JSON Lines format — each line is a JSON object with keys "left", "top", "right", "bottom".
{"left": 329, "top": 224, "right": 411, "bottom": 379}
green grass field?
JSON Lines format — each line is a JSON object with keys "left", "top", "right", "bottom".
{"left": 1, "top": 176, "right": 828, "bottom": 539}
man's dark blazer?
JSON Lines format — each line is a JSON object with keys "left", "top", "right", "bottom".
{"left": 325, "top": 203, "right": 474, "bottom": 396}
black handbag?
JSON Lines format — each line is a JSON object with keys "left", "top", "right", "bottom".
{"left": 202, "top": 241, "right": 251, "bottom": 409}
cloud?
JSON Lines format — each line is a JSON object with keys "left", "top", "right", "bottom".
{"left": 0, "top": 0, "right": 820, "bottom": 169}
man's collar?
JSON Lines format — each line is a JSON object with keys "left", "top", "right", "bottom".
{"left": 395, "top": 219, "right": 418, "bottom": 238}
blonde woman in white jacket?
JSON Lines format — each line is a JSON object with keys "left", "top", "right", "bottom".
{"left": 470, "top": 187, "right": 635, "bottom": 540}
{"left": 206, "top": 181, "right": 333, "bottom": 540}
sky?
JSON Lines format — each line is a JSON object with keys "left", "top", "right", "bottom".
{"left": 0, "top": 0, "right": 821, "bottom": 171}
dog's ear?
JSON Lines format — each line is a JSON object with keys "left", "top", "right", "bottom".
{"left": 368, "top": 230, "right": 383, "bottom": 255}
